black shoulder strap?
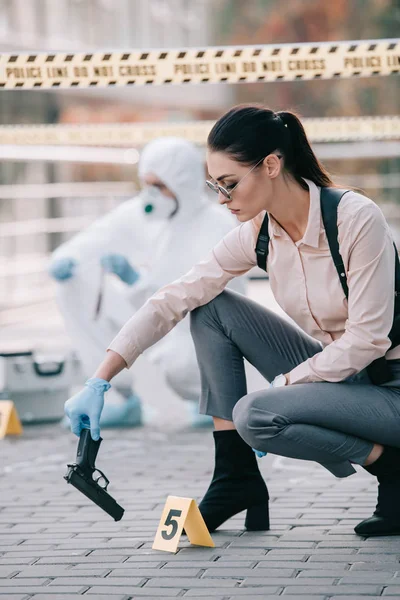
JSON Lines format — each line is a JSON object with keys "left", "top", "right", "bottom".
{"left": 321, "top": 187, "right": 400, "bottom": 309}
{"left": 320, "top": 187, "right": 350, "bottom": 298}
{"left": 255, "top": 212, "right": 270, "bottom": 272}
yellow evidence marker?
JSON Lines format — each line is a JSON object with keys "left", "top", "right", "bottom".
{"left": 152, "top": 495, "right": 215, "bottom": 553}
{"left": 0, "top": 400, "right": 23, "bottom": 439}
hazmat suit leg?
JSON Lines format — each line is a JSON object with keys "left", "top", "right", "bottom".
{"left": 145, "top": 319, "right": 213, "bottom": 426}
{"left": 56, "top": 264, "right": 143, "bottom": 427}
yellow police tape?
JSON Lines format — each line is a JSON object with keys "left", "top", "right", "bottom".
{"left": 0, "top": 117, "right": 399, "bottom": 146}
{"left": 1, "top": 39, "right": 398, "bottom": 89}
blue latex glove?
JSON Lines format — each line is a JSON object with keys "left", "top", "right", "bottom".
{"left": 100, "top": 254, "right": 139, "bottom": 285}
{"left": 64, "top": 378, "right": 111, "bottom": 441}
{"left": 253, "top": 449, "right": 267, "bottom": 458}
{"left": 48, "top": 257, "right": 77, "bottom": 281}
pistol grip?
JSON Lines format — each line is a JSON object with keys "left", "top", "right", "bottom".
{"left": 76, "top": 428, "right": 102, "bottom": 471}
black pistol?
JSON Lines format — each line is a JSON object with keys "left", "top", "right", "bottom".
{"left": 64, "top": 428, "right": 124, "bottom": 521}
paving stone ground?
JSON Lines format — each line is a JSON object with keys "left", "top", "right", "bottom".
{"left": 1, "top": 421, "right": 400, "bottom": 600}
{"left": 2, "top": 281, "right": 400, "bottom": 598}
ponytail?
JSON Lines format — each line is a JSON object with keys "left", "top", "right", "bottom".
{"left": 208, "top": 104, "right": 334, "bottom": 189}
{"left": 276, "top": 110, "right": 333, "bottom": 188}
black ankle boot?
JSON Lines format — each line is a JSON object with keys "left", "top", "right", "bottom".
{"left": 197, "top": 429, "right": 270, "bottom": 533}
{"left": 355, "top": 446, "right": 400, "bottom": 537}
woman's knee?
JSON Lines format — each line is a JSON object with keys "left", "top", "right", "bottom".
{"left": 190, "top": 290, "right": 233, "bottom": 334}
{"left": 232, "top": 393, "right": 258, "bottom": 441}
{"left": 233, "top": 390, "right": 292, "bottom": 447}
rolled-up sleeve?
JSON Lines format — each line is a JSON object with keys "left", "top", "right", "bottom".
{"left": 107, "top": 221, "right": 257, "bottom": 368}
{"left": 289, "top": 203, "right": 396, "bottom": 384}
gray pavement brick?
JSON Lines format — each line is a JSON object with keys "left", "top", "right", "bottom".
{"left": 202, "top": 567, "right": 296, "bottom": 578}
{"left": 171, "top": 598, "right": 225, "bottom": 600}
{"left": 2, "top": 550, "right": 89, "bottom": 558}
{"left": 106, "top": 568, "right": 201, "bottom": 577}
{"left": 184, "top": 589, "right": 281, "bottom": 596}
{"left": 164, "top": 561, "right": 254, "bottom": 568}
{"left": 297, "top": 569, "right": 355, "bottom": 578}
{"left": 329, "top": 597, "right": 386, "bottom": 600}
{"left": 350, "top": 563, "right": 399, "bottom": 571}
{"left": 145, "top": 577, "right": 239, "bottom": 587}
{"left": 316, "top": 540, "right": 376, "bottom": 547}
{"left": 280, "top": 585, "right": 383, "bottom": 595}
{"left": 254, "top": 561, "right": 352, "bottom": 569}
{"left": 194, "top": 554, "right": 260, "bottom": 561}
{"left": 50, "top": 539, "right": 127, "bottom": 549}
{"left": 0, "top": 533, "right": 73, "bottom": 541}
{"left": 267, "top": 548, "right": 357, "bottom": 555}
{"left": 0, "top": 578, "right": 50, "bottom": 586}
{"left": 91, "top": 549, "right": 156, "bottom": 556}
{"left": 34, "top": 555, "right": 130, "bottom": 564}
{"left": 47, "top": 576, "right": 144, "bottom": 586}
{"left": 339, "top": 572, "right": 397, "bottom": 583}
{"left": 227, "top": 597, "right": 325, "bottom": 600}
{"left": 30, "top": 596, "right": 127, "bottom": 600}
{"left": 0, "top": 586, "right": 85, "bottom": 594}
{"left": 14, "top": 566, "right": 110, "bottom": 577}
{"left": 308, "top": 554, "right": 398, "bottom": 562}
{"left": 357, "top": 546, "right": 400, "bottom": 553}
{"left": 241, "top": 577, "right": 336, "bottom": 586}
{"left": 71, "top": 560, "right": 162, "bottom": 569}
{"left": 85, "top": 586, "right": 181, "bottom": 595}
{"left": 184, "top": 585, "right": 281, "bottom": 600}
{"left": 227, "top": 540, "right": 315, "bottom": 548}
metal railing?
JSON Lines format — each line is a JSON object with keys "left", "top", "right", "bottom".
{"left": 1, "top": 175, "right": 400, "bottom": 314}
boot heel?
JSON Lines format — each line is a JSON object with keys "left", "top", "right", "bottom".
{"left": 245, "top": 502, "right": 270, "bottom": 531}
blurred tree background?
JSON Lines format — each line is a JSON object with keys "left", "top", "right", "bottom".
{"left": 212, "top": 0, "right": 399, "bottom": 116}
{"left": 210, "top": 0, "right": 400, "bottom": 198}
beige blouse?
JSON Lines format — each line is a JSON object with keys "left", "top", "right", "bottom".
{"left": 108, "top": 178, "right": 400, "bottom": 384}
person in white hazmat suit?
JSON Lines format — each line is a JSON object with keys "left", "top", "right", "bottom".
{"left": 49, "top": 137, "right": 246, "bottom": 428}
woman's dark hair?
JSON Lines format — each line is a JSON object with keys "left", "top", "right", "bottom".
{"left": 207, "top": 104, "right": 334, "bottom": 190}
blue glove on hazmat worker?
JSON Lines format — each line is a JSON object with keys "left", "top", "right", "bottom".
{"left": 64, "top": 378, "right": 111, "bottom": 441}
{"left": 49, "top": 254, "right": 139, "bottom": 286}
{"left": 100, "top": 254, "right": 140, "bottom": 285}
{"left": 48, "top": 257, "right": 77, "bottom": 281}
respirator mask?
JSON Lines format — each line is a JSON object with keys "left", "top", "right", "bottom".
{"left": 138, "top": 185, "right": 177, "bottom": 220}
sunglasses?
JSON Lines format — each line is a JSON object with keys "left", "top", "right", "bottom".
{"left": 206, "top": 154, "right": 282, "bottom": 200}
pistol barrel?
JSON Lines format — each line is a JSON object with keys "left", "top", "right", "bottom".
{"left": 65, "top": 467, "right": 124, "bottom": 521}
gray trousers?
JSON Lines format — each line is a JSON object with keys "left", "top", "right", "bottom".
{"left": 190, "top": 289, "right": 400, "bottom": 478}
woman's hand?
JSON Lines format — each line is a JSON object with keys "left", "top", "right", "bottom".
{"left": 64, "top": 351, "right": 128, "bottom": 440}
{"left": 64, "top": 378, "right": 111, "bottom": 441}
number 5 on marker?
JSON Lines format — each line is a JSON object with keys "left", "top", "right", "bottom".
{"left": 152, "top": 496, "right": 215, "bottom": 553}
{"left": 161, "top": 509, "right": 182, "bottom": 540}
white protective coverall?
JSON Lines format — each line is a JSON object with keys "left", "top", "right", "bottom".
{"left": 51, "top": 137, "right": 246, "bottom": 407}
